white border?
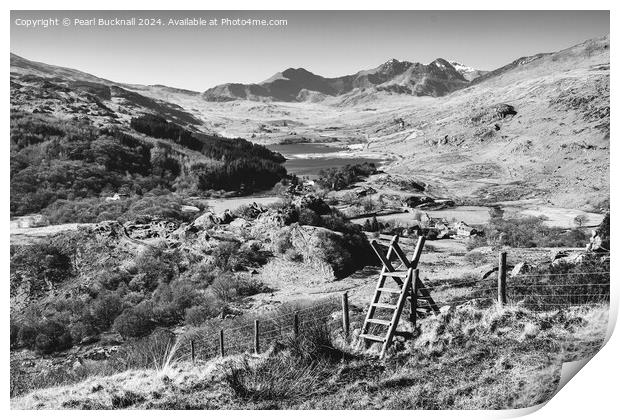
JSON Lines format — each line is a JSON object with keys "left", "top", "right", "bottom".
{"left": 2, "top": 2, "right": 617, "bottom": 420}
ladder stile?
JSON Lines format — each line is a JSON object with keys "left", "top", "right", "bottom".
{"left": 361, "top": 235, "right": 438, "bottom": 358}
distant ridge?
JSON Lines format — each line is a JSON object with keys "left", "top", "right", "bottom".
{"left": 202, "top": 58, "right": 481, "bottom": 102}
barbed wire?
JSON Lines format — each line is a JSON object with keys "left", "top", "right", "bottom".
{"left": 186, "top": 267, "right": 611, "bottom": 362}
{"left": 509, "top": 283, "right": 610, "bottom": 288}
{"left": 509, "top": 294, "right": 610, "bottom": 298}
{"left": 511, "top": 271, "right": 610, "bottom": 278}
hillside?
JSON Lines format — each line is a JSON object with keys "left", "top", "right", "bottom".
{"left": 11, "top": 303, "right": 608, "bottom": 409}
{"left": 365, "top": 35, "right": 610, "bottom": 210}
{"left": 10, "top": 56, "right": 288, "bottom": 219}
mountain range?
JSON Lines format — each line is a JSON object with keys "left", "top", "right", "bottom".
{"left": 202, "top": 58, "right": 487, "bottom": 102}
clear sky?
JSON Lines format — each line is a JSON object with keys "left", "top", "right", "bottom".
{"left": 10, "top": 10, "right": 610, "bottom": 91}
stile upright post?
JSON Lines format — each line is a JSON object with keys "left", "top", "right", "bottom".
{"left": 219, "top": 329, "right": 225, "bottom": 357}
{"left": 498, "top": 251, "right": 507, "bottom": 307}
{"left": 293, "top": 313, "right": 299, "bottom": 338}
{"left": 342, "top": 292, "right": 350, "bottom": 337}
{"left": 191, "top": 339, "right": 195, "bottom": 364}
{"left": 254, "top": 319, "right": 260, "bottom": 354}
{"left": 410, "top": 269, "right": 419, "bottom": 325}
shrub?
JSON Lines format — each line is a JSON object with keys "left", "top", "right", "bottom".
{"left": 316, "top": 162, "right": 378, "bottom": 191}
{"left": 573, "top": 214, "right": 590, "bottom": 227}
{"left": 223, "top": 322, "right": 343, "bottom": 402}
{"left": 90, "top": 291, "right": 123, "bottom": 330}
{"left": 210, "top": 273, "right": 268, "bottom": 302}
{"left": 10, "top": 242, "right": 73, "bottom": 287}
{"left": 68, "top": 320, "right": 98, "bottom": 344}
{"left": 10, "top": 321, "right": 20, "bottom": 347}
{"left": 108, "top": 329, "right": 179, "bottom": 372}
{"left": 212, "top": 241, "right": 268, "bottom": 271}
{"left": 178, "top": 262, "right": 217, "bottom": 288}
{"left": 273, "top": 229, "right": 293, "bottom": 254}
{"left": 212, "top": 242, "right": 241, "bottom": 270}
{"left": 184, "top": 305, "right": 210, "bottom": 327}
{"left": 298, "top": 208, "right": 322, "bottom": 226}
{"left": 113, "top": 303, "right": 155, "bottom": 339}
{"left": 16, "top": 322, "right": 38, "bottom": 348}
{"left": 130, "top": 245, "right": 180, "bottom": 289}
{"left": 34, "top": 320, "right": 73, "bottom": 354}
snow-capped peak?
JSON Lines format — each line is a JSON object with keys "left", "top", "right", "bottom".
{"left": 449, "top": 61, "right": 476, "bottom": 73}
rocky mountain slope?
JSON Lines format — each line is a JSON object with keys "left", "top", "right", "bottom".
{"left": 10, "top": 34, "right": 610, "bottom": 211}
{"left": 202, "top": 58, "right": 475, "bottom": 102}
{"left": 364, "top": 35, "right": 610, "bottom": 210}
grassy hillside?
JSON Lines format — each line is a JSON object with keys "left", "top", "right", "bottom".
{"left": 11, "top": 303, "right": 608, "bottom": 409}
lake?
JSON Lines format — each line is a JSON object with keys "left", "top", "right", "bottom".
{"left": 267, "top": 143, "right": 385, "bottom": 177}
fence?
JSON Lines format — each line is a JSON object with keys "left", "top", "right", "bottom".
{"left": 177, "top": 250, "right": 610, "bottom": 363}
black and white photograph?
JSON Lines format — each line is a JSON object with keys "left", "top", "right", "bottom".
{"left": 7, "top": 5, "right": 615, "bottom": 413}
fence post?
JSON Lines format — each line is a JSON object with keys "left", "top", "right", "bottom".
{"left": 190, "top": 339, "right": 195, "bottom": 364}
{"left": 498, "top": 251, "right": 507, "bottom": 307}
{"left": 293, "top": 312, "right": 299, "bottom": 338}
{"left": 254, "top": 319, "right": 260, "bottom": 354}
{"left": 341, "top": 292, "right": 350, "bottom": 337}
{"left": 219, "top": 329, "right": 225, "bottom": 357}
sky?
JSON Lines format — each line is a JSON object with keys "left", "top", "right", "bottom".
{"left": 10, "top": 10, "right": 610, "bottom": 91}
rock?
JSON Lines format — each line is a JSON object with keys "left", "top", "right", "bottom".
{"left": 586, "top": 220, "right": 610, "bottom": 252}
{"left": 495, "top": 104, "right": 517, "bottom": 119}
{"left": 123, "top": 218, "right": 179, "bottom": 240}
{"left": 218, "top": 209, "right": 235, "bottom": 224}
{"left": 511, "top": 262, "right": 529, "bottom": 276}
{"left": 404, "top": 195, "right": 434, "bottom": 208}
{"left": 353, "top": 186, "right": 377, "bottom": 198}
{"left": 439, "top": 305, "right": 452, "bottom": 314}
{"left": 91, "top": 220, "right": 124, "bottom": 238}
{"left": 285, "top": 224, "right": 368, "bottom": 279}
{"left": 229, "top": 218, "right": 249, "bottom": 229}
{"left": 15, "top": 214, "right": 49, "bottom": 228}
{"left": 552, "top": 252, "right": 587, "bottom": 266}
{"left": 79, "top": 335, "right": 99, "bottom": 345}
{"left": 193, "top": 211, "right": 219, "bottom": 229}
{"left": 521, "top": 323, "right": 540, "bottom": 340}
{"left": 181, "top": 205, "right": 200, "bottom": 213}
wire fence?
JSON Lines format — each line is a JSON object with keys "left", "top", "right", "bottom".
{"left": 174, "top": 250, "right": 610, "bottom": 364}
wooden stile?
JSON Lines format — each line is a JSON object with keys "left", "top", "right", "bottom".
{"left": 360, "top": 235, "right": 439, "bottom": 358}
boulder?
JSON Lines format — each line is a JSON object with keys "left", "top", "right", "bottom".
{"left": 404, "top": 195, "right": 434, "bottom": 208}
{"left": 181, "top": 205, "right": 200, "bottom": 213}
{"left": 91, "top": 220, "right": 124, "bottom": 238}
{"left": 510, "top": 262, "right": 529, "bottom": 276}
{"left": 229, "top": 218, "right": 249, "bottom": 229}
{"left": 495, "top": 103, "right": 517, "bottom": 119}
{"left": 193, "top": 211, "right": 219, "bottom": 229}
{"left": 284, "top": 224, "right": 370, "bottom": 279}
{"left": 586, "top": 224, "right": 610, "bottom": 252}
{"left": 353, "top": 186, "right": 377, "bottom": 198}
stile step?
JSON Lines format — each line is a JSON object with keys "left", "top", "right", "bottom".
{"left": 377, "top": 287, "right": 402, "bottom": 294}
{"left": 382, "top": 270, "right": 409, "bottom": 277}
{"left": 360, "top": 333, "right": 387, "bottom": 342}
{"left": 372, "top": 302, "right": 398, "bottom": 310}
{"left": 366, "top": 318, "right": 391, "bottom": 326}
